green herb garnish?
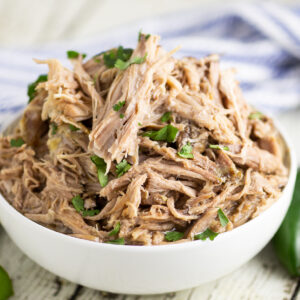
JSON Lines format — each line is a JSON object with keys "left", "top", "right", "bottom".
{"left": 217, "top": 208, "right": 229, "bottom": 227}
{"left": 209, "top": 144, "right": 229, "bottom": 151}
{"left": 51, "top": 123, "right": 58, "bottom": 135}
{"left": 142, "top": 125, "right": 179, "bottom": 143}
{"left": 161, "top": 112, "right": 172, "bottom": 123}
{"left": 138, "top": 122, "right": 142, "bottom": 126}
{"left": 165, "top": 231, "right": 184, "bottom": 242}
{"left": 113, "top": 100, "right": 125, "bottom": 112}
{"left": 103, "top": 46, "right": 133, "bottom": 68}
{"left": 249, "top": 112, "right": 264, "bottom": 120}
{"left": 91, "top": 155, "right": 108, "bottom": 187}
{"left": 82, "top": 209, "right": 100, "bottom": 217}
{"left": 106, "top": 238, "right": 125, "bottom": 245}
{"left": 116, "top": 159, "right": 131, "bottom": 177}
{"left": 10, "top": 138, "right": 25, "bottom": 148}
{"left": 177, "top": 142, "right": 194, "bottom": 159}
{"left": 114, "top": 53, "right": 147, "bottom": 70}
{"left": 67, "top": 50, "right": 87, "bottom": 59}
{"left": 194, "top": 229, "right": 218, "bottom": 241}
{"left": 138, "top": 31, "right": 151, "bottom": 41}
{"left": 72, "top": 195, "right": 84, "bottom": 213}
{"left": 27, "top": 74, "right": 48, "bottom": 103}
{"left": 72, "top": 195, "right": 99, "bottom": 217}
{"left": 69, "top": 124, "right": 79, "bottom": 132}
{"left": 120, "top": 113, "right": 125, "bottom": 119}
{"left": 0, "top": 266, "right": 14, "bottom": 300}
{"left": 109, "top": 222, "right": 121, "bottom": 237}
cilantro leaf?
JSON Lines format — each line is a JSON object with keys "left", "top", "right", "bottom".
{"left": 97, "top": 168, "right": 108, "bottom": 188}
{"left": 91, "top": 155, "right": 108, "bottom": 187}
{"left": 120, "top": 113, "right": 125, "bottom": 119}
{"left": 194, "top": 229, "right": 218, "bottom": 241}
{"left": 82, "top": 209, "right": 100, "bottom": 217}
{"left": 67, "top": 50, "right": 86, "bottom": 59}
{"left": 161, "top": 112, "right": 172, "bottom": 123}
{"left": 69, "top": 124, "right": 79, "bottom": 132}
{"left": 113, "top": 101, "right": 125, "bottom": 112}
{"left": 0, "top": 266, "right": 14, "bottom": 300}
{"left": 103, "top": 47, "right": 133, "bottom": 68}
{"left": 71, "top": 195, "right": 84, "bottom": 213}
{"left": 209, "top": 144, "right": 229, "bottom": 151}
{"left": 72, "top": 195, "right": 99, "bottom": 217}
{"left": 165, "top": 231, "right": 184, "bottom": 242}
{"left": 249, "top": 112, "right": 264, "bottom": 120}
{"left": 106, "top": 238, "right": 125, "bottom": 245}
{"left": 27, "top": 74, "right": 48, "bottom": 103}
{"left": 178, "top": 142, "right": 194, "bottom": 159}
{"left": 217, "top": 208, "right": 229, "bottom": 227}
{"left": 114, "top": 53, "right": 147, "bottom": 70}
{"left": 109, "top": 221, "right": 121, "bottom": 237}
{"left": 51, "top": 123, "right": 58, "bottom": 135}
{"left": 10, "top": 138, "right": 25, "bottom": 148}
{"left": 142, "top": 125, "right": 179, "bottom": 143}
{"left": 116, "top": 159, "right": 131, "bottom": 177}
{"left": 138, "top": 31, "right": 151, "bottom": 41}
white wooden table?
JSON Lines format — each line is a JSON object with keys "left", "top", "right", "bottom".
{"left": 0, "top": 0, "right": 300, "bottom": 299}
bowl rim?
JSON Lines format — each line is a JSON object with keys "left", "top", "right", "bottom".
{"left": 0, "top": 117, "right": 297, "bottom": 253}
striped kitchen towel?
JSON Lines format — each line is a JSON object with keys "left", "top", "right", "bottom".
{"left": 0, "top": 2, "right": 300, "bottom": 130}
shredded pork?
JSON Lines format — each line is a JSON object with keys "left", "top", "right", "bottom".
{"left": 0, "top": 34, "right": 289, "bottom": 245}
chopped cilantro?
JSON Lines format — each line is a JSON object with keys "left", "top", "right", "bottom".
{"left": 194, "top": 229, "right": 218, "bottom": 241}
{"left": 106, "top": 238, "right": 125, "bottom": 245}
{"left": 161, "top": 112, "right": 172, "bottom": 123}
{"left": 103, "top": 46, "right": 133, "bottom": 68}
{"left": 72, "top": 195, "right": 99, "bottom": 217}
{"left": 249, "top": 112, "right": 263, "bottom": 120}
{"left": 165, "top": 231, "right": 184, "bottom": 242}
{"left": 10, "top": 138, "right": 25, "bottom": 148}
{"left": 138, "top": 31, "right": 151, "bottom": 41}
{"left": 67, "top": 50, "right": 87, "bottom": 59}
{"left": 218, "top": 208, "right": 229, "bottom": 227}
{"left": 142, "top": 125, "right": 179, "bottom": 143}
{"left": 120, "top": 113, "right": 125, "bottom": 119}
{"left": 116, "top": 159, "right": 131, "bottom": 177}
{"left": 138, "top": 122, "right": 142, "bottom": 126}
{"left": 51, "top": 123, "right": 58, "bottom": 135}
{"left": 114, "top": 53, "right": 147, "bottom": 70}
{"left": 91, "top": 155, "right": 108, "bottom": 187}
{"left": 0, "top": 266, "right": 14, "bottom": 300}
{"left": 27, "top": 74, "right": 48, "bottom": 103}
{"left": 209, "top": 144, "right": 229, "bottom": 151}
{"left": 109, "top": 221, "right": 121, "bottom": 237}
{"left": 82, "top": 209, "right": 100, "bottom": 217}
{"left": 113, "top": 101, "right": 125, "bottom": 112}
{"left": 71, "top": 195, "right": 84, "bottom": 213}
{"left": 69, "top": 124, "right": 79, "bottom": 132}
{"left": 177, "top": 142, "right": 194, "bottom": 159}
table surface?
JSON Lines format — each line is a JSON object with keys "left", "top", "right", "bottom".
{"left": 0, "top": 0, "right": 300, "bottom": 299}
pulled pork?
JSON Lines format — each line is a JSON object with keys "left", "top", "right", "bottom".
{"left": 0, "top": 34, "right": 288, "bottom": 245}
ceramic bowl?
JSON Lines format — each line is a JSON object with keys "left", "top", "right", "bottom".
{"left": 0, "top": 120, "right": 297, "bottom": 295}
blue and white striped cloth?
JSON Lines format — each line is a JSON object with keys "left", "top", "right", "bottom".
{"left": 1, "top": 2, "right": 300, "bottom": 130}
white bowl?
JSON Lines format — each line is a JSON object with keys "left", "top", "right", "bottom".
{"left": 0, "top": 121, "right": 297, "bottom": 295}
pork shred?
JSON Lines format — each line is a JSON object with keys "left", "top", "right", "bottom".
{"left": 0, "top": 34, "right": 289, "bottom": 245}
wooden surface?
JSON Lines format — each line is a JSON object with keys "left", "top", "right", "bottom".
{"left": 0, "top": 0, "right": 300, "bottom": 299}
